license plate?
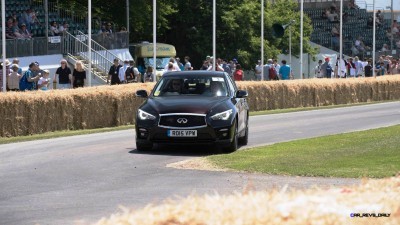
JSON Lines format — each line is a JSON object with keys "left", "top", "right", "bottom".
{"left": 167, "top": 130, "right": 197, "bottom": 137}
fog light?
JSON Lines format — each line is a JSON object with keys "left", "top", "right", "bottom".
{"left": 222, "top": 133, "right": 228, "bottom": 137}
{"left": 138, "top": 128, "right": 148, "bottom": 138}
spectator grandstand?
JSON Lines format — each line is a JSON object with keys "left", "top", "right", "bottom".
{"left": 303, "top": 0, "right": 399, "bottom": 59}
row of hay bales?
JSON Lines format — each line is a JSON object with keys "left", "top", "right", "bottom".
{"left": 94, "top": 176, "right": 400, "bottom": 225}
{"left": 242, "top": 77, "right": 400, "bottom": 111}
{"left": 1, "top": 76, "right": 399, "bottom": 137}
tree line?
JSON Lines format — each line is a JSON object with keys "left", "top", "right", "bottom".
{"left": 58, "top": 0, "right": 316, "bottom": 69}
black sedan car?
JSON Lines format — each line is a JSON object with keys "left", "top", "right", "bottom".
{"left": 135, "top": 70, "right": 249, "bottom": 152}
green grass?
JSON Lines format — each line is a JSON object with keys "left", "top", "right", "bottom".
{"left": 0, "top": 125, "right": 135, "bottom": 145}
{"left": 207, "top": 125, "right": 400, "bottom": 178}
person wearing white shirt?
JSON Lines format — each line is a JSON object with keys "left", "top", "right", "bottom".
{"left": 255, "top": 60, "right": 262, "bottom": 81}
{"left": 164, "top": 57, "right": 181, "bottom": 72}
{"left": 37, "top": 70, "right": 51, "bottom": 90}
{"left": 273, "top": 59, "right": 281, "bottom": 79}
{"left": 353, "top": 56, "right": 364, "bottom": 77}
{"left": 314, "top": 60, "right": 323, "bottom": 78}
{"left": 336, "top": 57, "right": 347, "bottom": 78}
{"left": 207, "top": 58, "right": 224, "bottom": 71}
{"left": 118, "top": 60, "right": 129, "bottom": 83}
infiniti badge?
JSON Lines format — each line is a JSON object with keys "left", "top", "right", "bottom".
{"left": 177, "top": 118, "right": 188, "bottom": 124}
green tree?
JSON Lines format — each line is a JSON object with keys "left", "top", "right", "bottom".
{"left": 55, "top": 0, "right": 316, "bottom": 69}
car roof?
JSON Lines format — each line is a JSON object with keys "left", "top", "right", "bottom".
{"left": 162, "top": 70, "right": 226, "bottom": 77}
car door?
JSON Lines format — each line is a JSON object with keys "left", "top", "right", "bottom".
{"left": 226, "top": 74, "right": 246, "bottom": 133}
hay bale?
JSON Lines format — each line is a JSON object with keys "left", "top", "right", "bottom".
{"left": 1, "top": 77, "right": 400, "bottom": 137}
{"left": 94, "top": 176, "right": 400, "bottom": 225}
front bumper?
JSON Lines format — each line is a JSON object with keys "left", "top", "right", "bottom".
{"left": 136, "top": 123, "right": 235, "bottom": 147}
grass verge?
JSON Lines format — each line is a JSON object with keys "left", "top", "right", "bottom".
{"left": 207, "top": 125, "right": 400, "bottom": 178}
{"left": 0, "top": 125, "right": 135, "bottom": 145}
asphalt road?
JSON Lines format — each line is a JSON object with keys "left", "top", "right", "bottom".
{"left": 1, "top": 101, "right": 400, "bottom": 225}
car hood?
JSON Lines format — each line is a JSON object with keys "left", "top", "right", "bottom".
{"left": 145, "top": 96, "right": 230, "bottom": 115}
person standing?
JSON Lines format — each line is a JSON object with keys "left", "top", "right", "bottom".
{"left": 347, "top": 57, "right": 356, "bottom": 78}
{"left": 336, "top": 57, "right": 347, "bottom": 78}
{"left": 163, "top": 57, "right": 181, "bottom": 71}
{"left": 389, "top": 59, "right": 399, "bottom": 75}
{"left": 107, "top": 58, "right": 121, "bottom": 85}
{"left": 354, "top": 56, "right": 364, "bottom": 77}
{"left": 37, "top": 70, "right": 51, "bottom": 90}
{"left": 127, "top": 60, "right": 141, "bottom": 82}
{"left": 279, "top": 60, "right": 291, "bottom": 80}
{"left": 320, "top": 57, "right": 331, "bottom": 78}
{"left": 263, "top": 59, "right": 273, "bottom": 81}
{"left": 0, "top": 59, "right": 11, "bottom": 91}
{"left": 176, "top": 57, "right": 184, "bottom": 71}
{"left": 55, "top": 59, "right": 72, "bottom": 89}
{"left": 207, "top": 58, "right": 224, "bottom": 71}
{"left": 233, "top": 64, "right": 244, "bottom": 81}
{"left": 184, "top": 56, "right": 192, "bottom": 71}
{"left": 71, "top": 61, "right": 86, "bottom": 88}
{"left": 200, "top": 60, "right": 209, "bottom": 70}
{"left": 7, "top": 64, "right": 22, "bottom": 91}
{"left": 364, "top": 59, "right": 373, "bottom": 77}
{"left": 255, "top": 60, "right": 262, "bottom": 81}
{"left": 375, "top": 62, "right": 386, "bottom": 76}
{"left": 12, "top": 58, "right": 22, "bottom": 75}
{"left": 273, "top": 59, "right": 281, "bottom": 79}
{"left": 221, "top": 59, "right": 232, "bottom": 76}
{"left": 144, "top": 66, "right": 154, "bottom": 82}
{"left": 314, "top": 60, "right": 323, "bottom": 78}
{"left": 19, "top": 62, "right": 41, "bottom": 91}
{"left": 118, "top": 60, "right": 129, "bottom": 84}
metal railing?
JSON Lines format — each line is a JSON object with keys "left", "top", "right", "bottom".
{"left": 66, "top": 53, "right": 107, "bottom": 84}
{"left": 1, "top": 31, "right": 129, "bottom": 58}
{"left": 0, "top": 37, "right": 51, "bottom": 58}
{"left": 76, "top": 31, "right": 123, "bottom": 63}
{"left": 62, "top": 31, "right": 114, "bottom": 78}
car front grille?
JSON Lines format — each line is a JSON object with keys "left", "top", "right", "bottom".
{"left": 159, "top": 114, "right": 207, "bottom": 128}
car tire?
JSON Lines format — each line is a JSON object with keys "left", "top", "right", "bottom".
{"left": 238, "top": 114, "right": 249, "bottom": 146}
{"left": 223, "top": 123, "right": 238, "bottom": 153}
{"left": 136, "top": 142, "right": 153, "bottom": 151}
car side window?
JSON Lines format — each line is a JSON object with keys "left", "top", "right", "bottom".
{"left": 226, "top": 73, "right": 237, "bottom": 96}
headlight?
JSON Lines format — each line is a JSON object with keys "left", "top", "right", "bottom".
{"left": 211, "top": 109, "right": 233, "bottom": 120}
{"left": 138, "top": 109, "right": 156, "bottom": 120}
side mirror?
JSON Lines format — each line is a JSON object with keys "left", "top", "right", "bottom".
{"left": 135, "top": 90, "right": 148, "bottom": 98}
{"left": 236, "top": 90, "right": 248, "bottom": 98}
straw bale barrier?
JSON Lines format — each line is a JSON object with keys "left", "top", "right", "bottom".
{"left": 236, "top": 76, "right": 400, "bottom": 111}
{"left": 1, "top": 76, "right": 400, "bottom": 137}
{"left": 0, "top": 83, "right": 153, "bottom": 137}
{"left": 94, "top": 176, "right": 400, "bottom": 225}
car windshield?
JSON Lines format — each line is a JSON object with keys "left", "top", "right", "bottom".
{"left": 144, "top": 57, "right": 170, "bottom": 70}
{"left": 152, "top": 75, "right": 228, "bottom": 97}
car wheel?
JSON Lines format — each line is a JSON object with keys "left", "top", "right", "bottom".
{"left": 223, "top": 122, "right": 238, "bottom": 153}
{"left": 238, "top": 114, "right": 249, "bottom": 145}
{"left": 136, "top": 142, "right": 153, "bottom": 151}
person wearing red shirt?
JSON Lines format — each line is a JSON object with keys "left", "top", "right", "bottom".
{"left": 233, "top": 64, "right": 244, "bottom": 81}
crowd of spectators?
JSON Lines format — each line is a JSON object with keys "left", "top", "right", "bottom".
{"left": 311, "top": 55, "right": 399, "bottom": 79}
{"left": 0, "top": 58, "right": 89, "bottom": 92}
{"left": 5, "top": 8, "right": 41, "bottom": 39}
{"left": 1, "top": 53, "right": 399, "bottom": 93}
